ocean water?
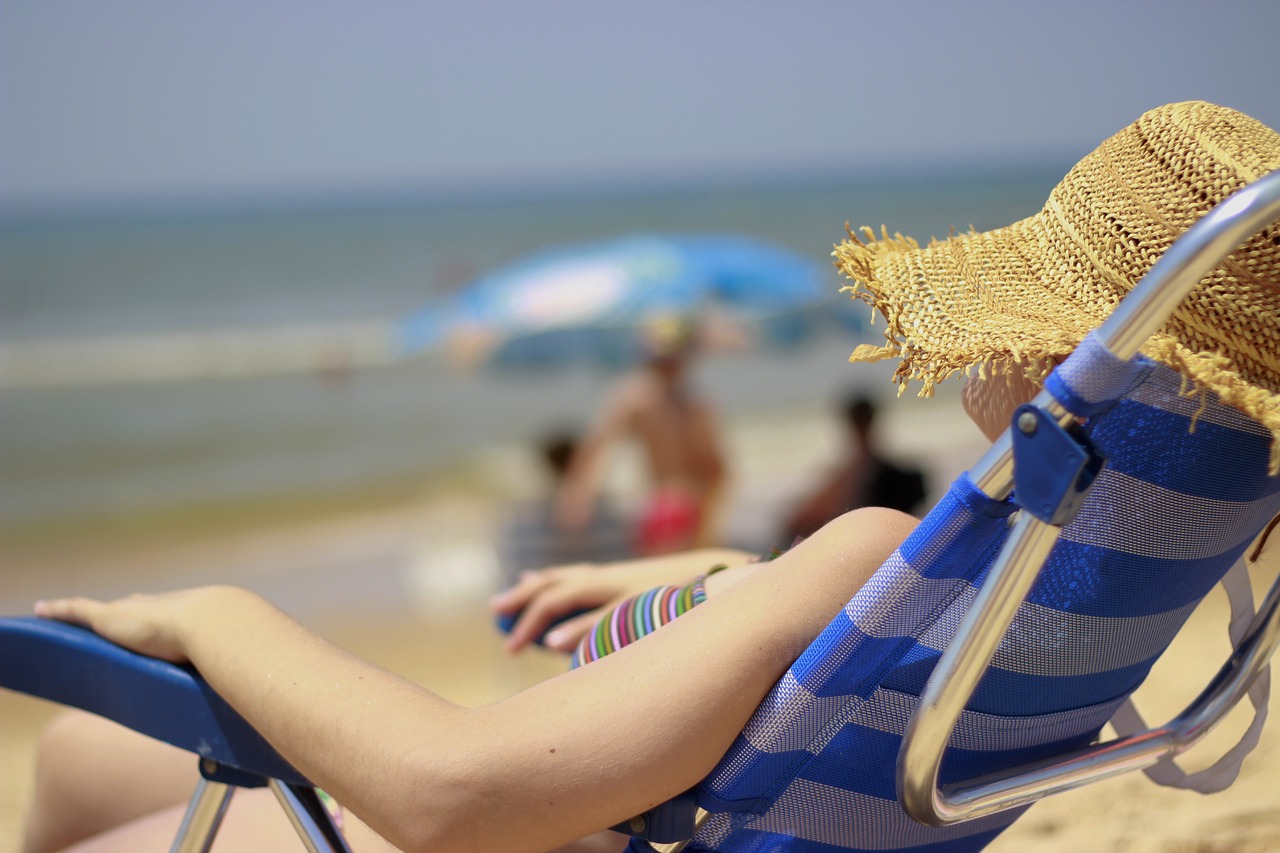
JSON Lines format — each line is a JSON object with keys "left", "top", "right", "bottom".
{"left": 0, "top": 170, "right": 1059, "bottom": 528}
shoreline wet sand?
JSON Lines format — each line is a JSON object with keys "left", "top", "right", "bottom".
{"left": 3, "top": 400, "right": 1278, "bottom": 852}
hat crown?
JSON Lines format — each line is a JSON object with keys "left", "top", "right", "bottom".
{"left": 1048, "top": 101, "right": 1280, "bottom": 304}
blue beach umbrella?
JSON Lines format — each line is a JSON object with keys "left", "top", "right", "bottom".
{"left": 399, "top": 233, "right": 856, "bottom": 370}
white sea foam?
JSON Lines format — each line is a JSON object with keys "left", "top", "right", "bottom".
{"left": 0, "top": 321, "right": 396, "bottom": 388}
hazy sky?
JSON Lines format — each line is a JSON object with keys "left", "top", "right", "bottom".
{"left": 2, "top": 0, "right": 1278, "bottom": 213}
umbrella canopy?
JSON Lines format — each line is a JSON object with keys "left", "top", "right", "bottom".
{"left": 399, "top": 233, "right": 855, "bottom": 370}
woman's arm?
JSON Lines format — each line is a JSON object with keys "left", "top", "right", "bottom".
{"left": 36, "top": 506, "right": 917, "bottom": 853}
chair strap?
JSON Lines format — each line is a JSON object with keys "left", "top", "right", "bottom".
{"left": 1110, "top": 534, "right": 1276, "bottom": 793}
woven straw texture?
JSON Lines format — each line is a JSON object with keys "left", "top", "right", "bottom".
{"left": 835, "top": 101, "right": 1280, "bottom": 471}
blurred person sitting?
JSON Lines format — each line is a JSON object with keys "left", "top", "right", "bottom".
{"left": 497, "top": 430, "right": 630, "bottom": 585}
{"left": 781, "top": 393, "right": 926, "bottom": 544}
{"left": 555, "top": 315, "right": 727, "bottom": 555}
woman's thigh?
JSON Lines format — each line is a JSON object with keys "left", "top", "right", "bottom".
{"left": 30, "top": 709, "right": 626, "bottom": 853}
{"left": 25, "top": 710, "right": 202, "bottom": 853}
{"left": 24, "top": 712, "right": 389, "bottom": 851}
{"left": 26, "top": 709, "right": 397, "bottom": 852}
{"left": 60, "top": 787, "right": 398, "bottom": 853}
{"left": 61, "top": 793, "right": 624, "bottom": 853}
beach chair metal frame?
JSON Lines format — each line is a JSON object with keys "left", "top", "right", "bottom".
{"left": 897, "top": 168, "right": 1280, "bottom": 826}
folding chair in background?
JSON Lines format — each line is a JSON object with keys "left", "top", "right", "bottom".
{"left": 2, "top": 170, "right": 1280, "bottom": 853}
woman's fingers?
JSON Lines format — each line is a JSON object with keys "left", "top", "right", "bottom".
{"left": 503, "top": 591, "right": 574, "bottom": 652}
{"left": 502, "top": 583, "right": 614, "bottom": 653}
{"left": 33, "top": 596, "right": 103, "bottom": 627}
{"left": 33, "top": 592, "right": 192, "bottom": 663}
{"left": 489, "top": 571, "right": 550, "bottom": 615}
{"left": 542, "top": 609, "right": 605, "bottom": 653}
{"left": 490, "top": 563, "right": 639, "bottom": 653}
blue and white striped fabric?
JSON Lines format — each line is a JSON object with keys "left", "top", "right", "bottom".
{"left": 659, "top": 338, "right": 1280, "bottom": 852}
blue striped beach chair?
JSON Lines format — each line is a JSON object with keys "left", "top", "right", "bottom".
{"left": 2, "top": 173, "right": 1280, "bottom": 853}
{"left": 662, "top": 350, "right": 1280, "bottom": 852}
{"left": 623, "top": 167, "right": 1280, "bottom": 851}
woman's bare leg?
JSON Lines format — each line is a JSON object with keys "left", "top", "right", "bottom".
{"left": 25, "top": 708, "right": 624, "bottom": 853}
{"left": 58, "top": 790, "right": 625, "bottom": 852}
{"left": 23, "top": 710, "right": 200, "bottom": 853}
{"left": 59, "top": 789, "right": 311, "bottom": 852}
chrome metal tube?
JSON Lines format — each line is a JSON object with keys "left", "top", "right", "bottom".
{"left": 1166, "top": 567, "right": 1280, "bottom": 746}
{"left": 968, "top": 392, "right": 1068, "bottom": 499}
{"left": 171, "top": 777, "right": 234, "bottom": 853}
{"left": 897, "top": 511, "right": 1063, "bottom": 824}
{"left": 646, "top": 808, "right": 711, "bottom": 853}
{"left": 909, "top": 567, "right": 1280, "bottom": 823}
{"left": 969, "top": 170, "right": 1280, "bottom": 499}
{"left": 268, "top": 780, "right": 355, "bottom": 853}
{"left": 966, "top": 432, "right": 1014, "bottom": 500}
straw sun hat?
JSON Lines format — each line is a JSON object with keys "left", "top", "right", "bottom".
{"left": 835, "top": 101, "right": 1280, "bottom": 471}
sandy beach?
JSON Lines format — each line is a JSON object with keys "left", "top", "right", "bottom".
{"left": 2, "top": 398, "right": 1279, "bottom": 852}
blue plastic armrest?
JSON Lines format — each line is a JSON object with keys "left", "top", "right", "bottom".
{"left": 0, "top": 616, "right": 309, "bottom": 787}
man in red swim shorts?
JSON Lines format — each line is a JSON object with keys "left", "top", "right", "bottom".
{"left": 635, "top": 488, "right": 704, "bottom": 555}
{"left": 556, "top": 315, "right": 727, "bottom": 555}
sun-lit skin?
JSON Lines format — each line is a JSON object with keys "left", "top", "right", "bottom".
{"left": 961, "top": 362, "right": 1053, "bottom": 442}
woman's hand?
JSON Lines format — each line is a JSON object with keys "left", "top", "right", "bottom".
{"left": 33, "top": 586, "right": 244, "bottom": 664}
{"left": 489, "top": 548, "right": 756, "bottom": 654}
{"left": 490, "top": 563, "right": 636, "bottom": 653}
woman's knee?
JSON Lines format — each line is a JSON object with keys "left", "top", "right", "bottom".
{"left": 826, "top": 505, "right": 919, "bottom": 547}
{"left": 25, "top": 711, "right": 95, "bottom": 853}
{"left": 24, "top": 709, "right": 198, "bottom": 853}
{"left": 32, "top": 709, "right": 184, "bottom": 798}
{"left": 31, "top": 709, "right": 103, "bottom": 806}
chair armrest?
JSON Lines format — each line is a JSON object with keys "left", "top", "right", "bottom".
{"left": 0, "top": 616, "right": 309, "bottom": 787}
